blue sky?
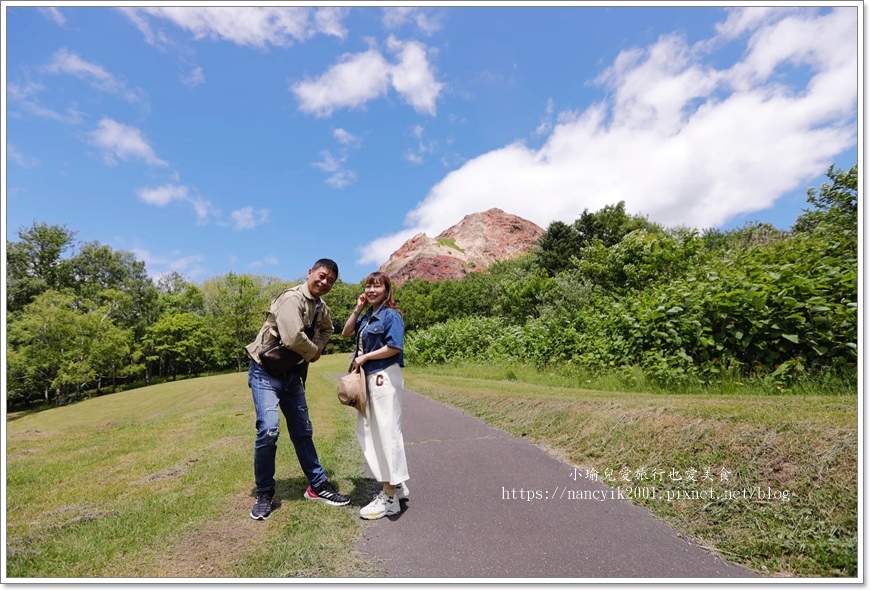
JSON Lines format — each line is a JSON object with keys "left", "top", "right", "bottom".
{"left": 4, "top": 3, "right": 860, "bottom": 285}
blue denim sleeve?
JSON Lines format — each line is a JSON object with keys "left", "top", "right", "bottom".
{"left": 384, "top": 309, "right": 405, "bottom": 350}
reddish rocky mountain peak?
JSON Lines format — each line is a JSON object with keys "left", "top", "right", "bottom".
{"left": 378, "top": 209, "right": 544, "bottom": 286}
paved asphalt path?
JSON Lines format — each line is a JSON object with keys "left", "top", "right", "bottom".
{"left": 355, "top": 389, "right": 759, "bottom": 579}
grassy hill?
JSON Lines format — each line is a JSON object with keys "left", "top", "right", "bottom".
{"left": 6, "top": 354, "right": 374, "bottom": 578}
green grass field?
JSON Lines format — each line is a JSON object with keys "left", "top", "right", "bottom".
{"left": 6, "top": 355, "right": 858, "bottom": 578}
{"left": 6, "top": 354, "right": 375, "bottom": 578}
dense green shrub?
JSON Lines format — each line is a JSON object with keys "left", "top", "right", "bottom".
{"left": 576, "top": 227, "right": 707, "bottom": 294}
{"left": 404, "top": 316, "right": 510, "bottom": 364}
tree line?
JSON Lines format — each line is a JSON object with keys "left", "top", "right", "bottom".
{"left": 5, "top": 224, "right": 378, "bottom": 409}
{"left": 5, "top": 164, "right": 857, "bottom": 408}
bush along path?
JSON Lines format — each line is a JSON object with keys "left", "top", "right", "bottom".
{"left": 355, "top": 389, "right": 758, "bottom": 579}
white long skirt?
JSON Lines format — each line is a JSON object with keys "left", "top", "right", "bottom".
{"left": 357, "top": 363, "right": 409, "bottom": 485}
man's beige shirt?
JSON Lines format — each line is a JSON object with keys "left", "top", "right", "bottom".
{"left": 245, "top": 283, "right": 334, "bottom": 364}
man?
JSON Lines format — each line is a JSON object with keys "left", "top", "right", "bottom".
{"left": 245, "top": 258, "right": 350, "bottom": 520}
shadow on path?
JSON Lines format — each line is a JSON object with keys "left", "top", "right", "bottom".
{"left": 356, "top": 390, "right": 759, "bottom": 579}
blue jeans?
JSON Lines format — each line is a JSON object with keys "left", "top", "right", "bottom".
{"left": 248, "top": 361, "right": 326, "bottom": 492}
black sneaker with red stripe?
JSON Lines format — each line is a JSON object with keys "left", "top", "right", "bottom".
{"left": 303, "top": 480, "right": 350, "bottom": 506}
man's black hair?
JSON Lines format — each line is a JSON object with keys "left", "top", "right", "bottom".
{"left": 312, "top": 258, "right": 339, "bottom": 279}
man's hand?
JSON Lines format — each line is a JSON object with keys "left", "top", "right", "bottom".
{"left": 310, "top": 347, "right": 323, "bottom": 363}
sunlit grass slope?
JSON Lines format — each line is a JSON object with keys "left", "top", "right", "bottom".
{"left": 6, "top": 354, "right": 376, "bottom": 579}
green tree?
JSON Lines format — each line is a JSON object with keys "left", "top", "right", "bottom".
{"left": 64, "top": 242, "right": 160, "bottom": 340}
{"left": 535, "top": 201, "right": 656, "bottom": 275}
{"left": 157, "top": 272, "right": 206, "bottom": 316}
{"left": 440, "top": 271, "right": 501, "bottom": 319}
{"left": 394, "top": 271, "right": 502, "bottom": 331}
{"left": 7, "top": 290, "right": 73, "bottom": 405}
{"left": 495, "top": 269, "right": 554, "bottom": 320}
{"left": 144, "top": 312, "right": 216, "bottom": 380}
{"left": 574, "top": 201, "right": 654, "bottom": 248}
{"left": 86, "top": 308, "right": 137, "bottom": 394}
{"left": 489, "top": 256, "right": 554, "bottom": 320}
{"left": 793, "top": 164, "right": 858, "bottom": 236}
{"left": 6, "top": 222, "right": 77, "bottom": 315}
{"left": 535, "top": 220, "right": 580, "bottom": 276}
{"left": 395, "top": 279, "right": 438, "bottom": 331}
{"left": 65, "top": 242, "right": 144, "bottom": 298}
{"left": 6, "top": 347, "right": 41, "bottom": 408}
{"left": 202, "top": 273, "right": 273, "bottom": 371}
{"left": 7, "top": 290, "right": 90, "bottom": 404}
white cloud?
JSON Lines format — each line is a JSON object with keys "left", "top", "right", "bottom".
{"left": 44, "top": 49, "right": 109, "bottom": 79}
{"left": 230, "top": 206, "right": 271, "bottom": 230}
{"left": 535, "top": 99, "right": 556, "bottom": 136}
{"left": 312, "top": 150, "right": 344, "bottom": 174}
{"left": 39, "top": 7, "right": 66, "bottom": 26}
{"left": 292, "top": 48, "right": 391, "bottom": 117}
{"left": 134, "top": 248, "right": 208, "bottom": 281}
{"left": 181, "top": 65, "right": 205, "bottom": 87}
{"left": 382, "top": 7, "right": 443, "bottom": 35}
{"left": 333, "top": 128, "right": 361, "bottom": 147}
{"left": 120, "top": 7, "right": 347, "bottom": 92}
{"left": 7, "top": 145, "right": 39, "bottom": 168}
{"left": 7, "top": 81, "right": 82, "bottom": 124}
{"left": 313, "top": 129, "right": 364, "bottom": 187}
{"left": 249, "top": 255, "right": 279, "bottom": 269}
{"left": 312, "top": 150, "right": 357, "bottom": 189}
{"left": 714, "top": 6, "right": 801, "bottom": 39}
{"left": 291, "top": 37, "right": 443, "bottom": 117}
{"left": 137, "top": 183, "right": 217, "bottom": 225}
{"left": 387, "top": 37, "right": 443, "bottom": 115}
{"left": 43, "top": 48, "right": 143, "bottom": 103}
{"left": 137, "top": 184, "right": 188, "bottom": 206}
{"left": 119, "top": 7, "right": 171, "bottom": 49}
{"left": 327, "top": 170, "right": 358, "bottom": 190}
{"left": 122, "top": 7, "right": 347, "bottom": 50}
{"left": 404, "top": 124, "right": 436, "bottom": 165}
{"left": 137, "top": 184, "right": 267, "bottom": 228}
{"left": 313, "top": 7, "right": 350, "bottom": 39}
{"left": 89, "top": 118, "right": 167, "bottom": 167}
{"left": 357, "top": 7, "right": 857, "bottom": 265}
{"left": 189, "top": 198, "right": 214, "bottom": 224}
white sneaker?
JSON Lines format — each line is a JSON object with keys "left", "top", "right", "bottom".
{"left": 359, "top": 491, "right": 400, "bottom": 520}
{"left": 396, "top": 482, "right": 410, "bottom": 502}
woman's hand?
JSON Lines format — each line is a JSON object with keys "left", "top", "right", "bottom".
{"left": 342, "top": 298, "right": 368, "bottom": 339}
{"left": 353, "top": 346, "right": 399, "bottom": 370}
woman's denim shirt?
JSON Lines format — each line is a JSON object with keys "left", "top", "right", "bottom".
{"left": 354, "top": 306, "right": 405, "bottom": 375}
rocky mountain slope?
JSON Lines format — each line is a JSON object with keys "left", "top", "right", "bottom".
{"left": 378, "top": 208, "right": 545, "bottom": 285}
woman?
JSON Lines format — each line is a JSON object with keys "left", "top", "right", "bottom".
{"left": 341, "top": 271, "right": 410, "bottom": 519}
